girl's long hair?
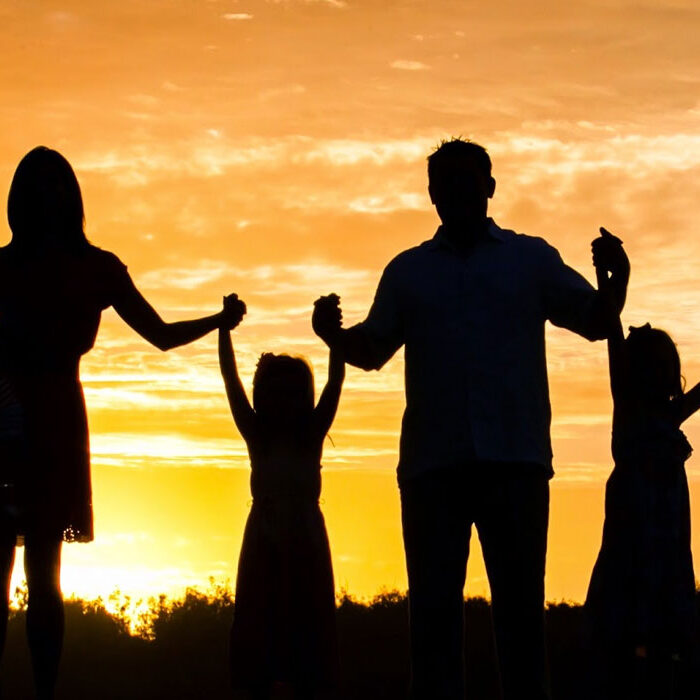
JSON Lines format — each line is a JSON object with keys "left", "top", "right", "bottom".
{"left": 626, "top": 323, "right": 683, "bottom": 401}
{"left": 7, "top": 146, "right": 88, "bottom": 252}
{"left": 252, "top": 353, "right": 315, "bottom": 420}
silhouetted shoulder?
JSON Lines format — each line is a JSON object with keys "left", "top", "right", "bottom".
{"left": 503, "top": 230, "right": 581, "bottom": 277}
{"left": 83, "top": 245, "right": 130, "bottom": 289}
{"left": 83, "top": 245, "right": 128, "bottom": 272}
{"left": 500, "top": 228, "right": 558, "bottom": 257}
{"left": 381, "top": 241, "right": 436, "bottom": 276}
{"left": 390, "top": 242, "right": 430, "bottom": 266}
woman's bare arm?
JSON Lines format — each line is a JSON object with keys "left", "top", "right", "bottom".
{"left": 112, "top": 281, "right": 245, "bottom": 351}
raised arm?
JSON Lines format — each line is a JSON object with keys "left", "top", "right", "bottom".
{"left": 218, "top": 322, "right": 256, "bottom": 440}
{"left": 674, "top": 382, "right": 700, "bottom": 424}
{"left": 312, "top": 263, "right": 404, "bottom": 371}
{"left": 314, "top": 344, "right": 346, "bottom": 436}
{"left": 589, "top": 227, "right": 631, "bottom": 335}
{"left": 312, "top": 293, "right": 379, "bottom": 370}
{"left": 112, "top": 278, "right": 245, "bottom": 351}
{"left": 318, "top": 323, "right": 385, "bottom": 372}
{"left": 593, "top": 229, "right": 628, "bottom": 405}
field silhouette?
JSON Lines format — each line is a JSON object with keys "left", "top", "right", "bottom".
{"left": 0, "top": 585, "right": 698, "bottom": 698}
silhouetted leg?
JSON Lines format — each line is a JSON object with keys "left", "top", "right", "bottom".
{"left": 401, "top": 470, "right": 471, "bottom": 700}
{"left": 476, "top": 466, "right": 550, "bottom": 700}
{"left": 636, "top": 653, "right": 676, "bottom": 700}
{"left": 24, "top": 535, "right": 63, "bottom": 700}
{"left": 0, "top": 531, "right": 15, "bottom": 659}
{"left": 586, "top": 642, "right": 630, "bottom": 699}
{"left": 292, "top": 681, "right": 316, "bottom": 700}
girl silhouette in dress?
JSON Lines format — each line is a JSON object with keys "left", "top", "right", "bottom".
{"left": 218, "top": 297, "right": 344, "bottom": 700}
{"left": 586, "top": 229, "right": 697, "bottom": 699}
{"left": 0, "top": 146, "right": 245, "bottom": 698}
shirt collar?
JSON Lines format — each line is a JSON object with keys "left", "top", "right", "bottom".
{"left": 427, "top": 218, "right": 506, "bottom": 252}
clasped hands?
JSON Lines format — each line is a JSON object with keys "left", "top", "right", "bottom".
{"left": 221, "top": 293, "right": 247, "bottom": 329}
{"left": 221, "top": 290, "right": 344, "bottom": 348}
{"left": 592, "top": 227, "right": 630, "bottom": 278}
{"left": 312, "top": 293, "right": 343, "bottom": 346}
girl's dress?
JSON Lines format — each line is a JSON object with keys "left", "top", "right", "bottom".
{"left": 0, "top": 244, "right": 130, "bottom": 543}
{"left": 586, "top": 408, "right": 696, "bottom": 655}
{"left": 230, "top": 418, "right": 338, "bottom": 690}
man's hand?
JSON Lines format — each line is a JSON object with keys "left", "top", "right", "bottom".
{"left": 312, "top": 294, "right": 343, "bottom": 346}
{"left": 591, "top": 227, "right": 629, "bottom": 278}
{"left": 591, "top": 227, "right": 630, "bottom": 316}
{"left": 221, "top": 293, "right": 247, "bottom": 330}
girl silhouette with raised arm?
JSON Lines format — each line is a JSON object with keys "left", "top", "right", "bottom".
{"left": 219, "top": 298, "right": 344, "bottom": 700}
{"left": 0, "top": 146, "right": 245, "bottom": 699}
{"left": 586, "top": 228, "right": 697, "bottom": 699}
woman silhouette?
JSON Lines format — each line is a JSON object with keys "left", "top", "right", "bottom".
{"left": 0, "top": 146, "right": 245, "bottom": 698}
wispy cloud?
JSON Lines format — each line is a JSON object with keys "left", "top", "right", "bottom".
{"left": 390, "top": 60, "right": 430, "bottom": 71}
{"left": 258, "top": 84, "right": 306, "bottom": 100}
{"left": 222, "top": 13, "right": 254, "bottom": 20}
{"left": 269, "top": 0, "right": 347, "bottom": 6}
{"left": 348, "top": 192, "right": 426, "bottom": 214}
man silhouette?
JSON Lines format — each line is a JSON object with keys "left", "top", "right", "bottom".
{"left": 312, "top": 139, "right": 629, "bottom": 700}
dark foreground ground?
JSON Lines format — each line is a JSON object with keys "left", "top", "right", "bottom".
{"left": 1, "top": 588, "right": 698, "bottom": 699}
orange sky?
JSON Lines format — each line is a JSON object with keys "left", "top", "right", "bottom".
{"left": 2, "top": 0, "right": 700, "bottom": 607}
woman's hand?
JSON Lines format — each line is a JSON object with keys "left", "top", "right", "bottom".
{"left": 221, "top": 294, "right": 247, "bottom": 330}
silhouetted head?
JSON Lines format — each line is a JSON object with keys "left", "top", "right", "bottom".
{"left": 427, "top": 139, "right": 495, "bottom": 227}
{"left": 7, "top": 146, "right": 87, "bottom": 251}
{"left": 252, "top": 353, "right": 315, "bottom": 425}
{"left": 625, "top": 324, "right": 682, "bottom": 404}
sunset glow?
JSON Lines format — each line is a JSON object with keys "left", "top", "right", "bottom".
{"left": 2, "top": 0, "right": 700, "bottom": 608}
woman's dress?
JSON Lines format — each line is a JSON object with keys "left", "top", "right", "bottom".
{"left": 230, "top": 421, "right": 338, "bottom": 689}
{"left": 0, "top": 244, "right": 129, "bottom": 543}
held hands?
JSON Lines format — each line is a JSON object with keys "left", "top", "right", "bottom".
{"left": 312, "top": 293, "right": 343, "bottom": 346}
{"left": 591, "top": 227, "right": 629, "bottom": 278}
{"left": 221, "top": 293, "right": 247, "bottom": 330}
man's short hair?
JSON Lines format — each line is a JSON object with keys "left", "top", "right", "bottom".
{"left": 427, "top": 138, "right": 492, "bottom": 183}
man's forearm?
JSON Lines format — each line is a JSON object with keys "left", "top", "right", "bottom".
{"left": 335, "top": 326, "right": 384, "bottom": 371}
{"left": 587, "top": 266, "right": 629, "bottom": 341}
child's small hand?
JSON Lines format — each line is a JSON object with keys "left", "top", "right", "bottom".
{"left": 222, "top": 293, "right": 247, "bottom": 330}
{"left": 312, "top": 294, "right": 343, "bottom": 345}
{"left": 592, "top": 227, "right": 628, "bottom": 274}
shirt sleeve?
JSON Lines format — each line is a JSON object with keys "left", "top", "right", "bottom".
{"left": 539, "top": 241, "right": 601, "bottom": 341}
{"left": 352, "top": 259, "right": 406, "bottom": 370}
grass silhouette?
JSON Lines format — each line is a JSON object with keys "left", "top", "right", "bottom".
{"left": 0, "top": 585, "right": 697, "bottom": 698}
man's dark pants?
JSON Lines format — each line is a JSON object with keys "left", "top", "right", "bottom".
{"left": 400, "top": 462, "right": 551, "bottom": 700}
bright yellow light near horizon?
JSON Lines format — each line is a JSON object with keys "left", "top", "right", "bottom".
{"left": 2, "top": 0, "right": 700, "bottom": 615}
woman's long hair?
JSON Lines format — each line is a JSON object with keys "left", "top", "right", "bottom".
{"left": 7, "top": 146, "right": 88, "bottom": 251}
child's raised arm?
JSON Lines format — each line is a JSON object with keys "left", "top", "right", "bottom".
{"left": 674, "top": 381, "right": 700, "bottom": 424}
{"left": 313, "top": 344, "right": 345, "bottom": 437}
{"left": 593, "top": 227, "right": 628, "bottom": 406}
{"left": 218, "top": 301, "right": 255, "bottom": 439}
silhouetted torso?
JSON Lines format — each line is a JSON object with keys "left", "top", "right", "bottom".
{"left": 587, "top": 399, "right": 696, "bottom": 653}
{"left": 230, "top": 417, "right": 337, "bottom": 689}
{"left": 0, "top": 243, "right": 129, "bottom": 542}
{"left": 247, "top": 420, "right": 322, "bottom": 502}
{"left": 354, "top": 219, "right": 600, "bottom": 482}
